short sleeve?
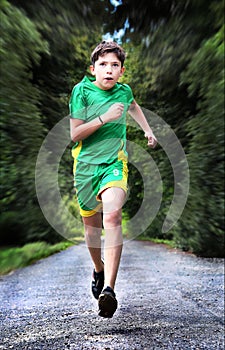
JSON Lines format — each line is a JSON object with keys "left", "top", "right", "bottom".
{"left": 124, "top": 84, "right": 134, "bottom": 105}
{"left": 69, "top": 83, "right": 87, "bottom": 120}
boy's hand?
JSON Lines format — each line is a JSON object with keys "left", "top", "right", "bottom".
{"left": 145, "top": 131, "right": 157, "bottom": 148}
{"left": 102, "top": 103, "right": 124, "bottom": 123}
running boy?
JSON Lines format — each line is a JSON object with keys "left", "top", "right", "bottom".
{"left": 69, "top": 41, "right": 157, "bottom": 318}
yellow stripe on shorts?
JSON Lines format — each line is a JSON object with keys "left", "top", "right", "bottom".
{"left": 118, "top": 149, "right": 128, "bottom": 182}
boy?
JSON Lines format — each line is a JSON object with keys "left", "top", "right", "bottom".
{"left": 69, "top": 41, "right": 157, "bottom": 318}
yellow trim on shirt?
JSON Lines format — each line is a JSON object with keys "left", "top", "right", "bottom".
{"left": 72, "top": 141, "right": 82, "bottom": 175}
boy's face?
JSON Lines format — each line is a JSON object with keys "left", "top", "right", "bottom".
{"left": 90, "top": 52, "right": 125, "bottom": 90}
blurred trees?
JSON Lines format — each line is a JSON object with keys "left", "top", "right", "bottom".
{"left": 0, "top": 0, "right": 104, "bottom": 244}
{"left": 0, "top": 1, "right": 49, "bottom": 244}
{"left": 108, "top": 0, "right": 224, "bottom": 256}
{"left": 0, "top": 0, "right": 224, "bottom": 256}
{"left": 178, "top": 26, "right": 224, "bottom": 256}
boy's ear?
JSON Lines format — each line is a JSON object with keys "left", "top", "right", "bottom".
{"left": 90, "top": 65, "right": 95, "bottom": 75}
{"left": 120, "top": 66, "right": 126, "bottom": 77}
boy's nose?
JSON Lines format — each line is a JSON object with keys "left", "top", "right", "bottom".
{"left": 106, "top": 65, "right": 112, "bottom": 73}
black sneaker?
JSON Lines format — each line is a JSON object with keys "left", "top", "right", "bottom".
{"left": 91, "top": 269, "right": 104, "bottom": 300}
{"left": 98, "top": 286, "right": 118, "bottom": 318}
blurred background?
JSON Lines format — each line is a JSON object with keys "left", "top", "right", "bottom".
{"left": 0, "top": 0, "right": 224, "bottom": 262}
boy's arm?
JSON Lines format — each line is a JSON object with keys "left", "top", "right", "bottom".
{"left": 70, "top": 118, "right": 101, "bottom": 142}
{"left": 128, "top": 100, "right": 157, "bottom": 148}
{"left": 70, "top": 103, "right": 124, "bottom": 142}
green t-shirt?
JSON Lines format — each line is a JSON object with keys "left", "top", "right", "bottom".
{"left": 69, "top": 76, "right": 134, "bottom": 164}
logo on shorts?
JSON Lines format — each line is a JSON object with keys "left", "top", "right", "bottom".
{"left": 113, "top": 169, "right": 120, "bottom": 177}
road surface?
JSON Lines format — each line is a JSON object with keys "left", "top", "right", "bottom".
{"left": 0, "top": 240, "right": 224, "bottom": 349}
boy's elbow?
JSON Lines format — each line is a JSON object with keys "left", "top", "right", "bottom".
{"left": 70, "top": 131, "right": 78, "bottom": 142}
{"left": 71, "top": 136, "right": 79, "bottom": 143}
{"left": 70, "top": 119, "right": 84, "bottom": 142}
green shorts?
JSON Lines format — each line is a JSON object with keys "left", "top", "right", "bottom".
{"left": 73, "top": 150, "right": 128, "bottom": 217}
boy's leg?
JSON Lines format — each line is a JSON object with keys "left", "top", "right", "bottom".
{"left": 83, "top": 213, "right": 104, "bottom": 273}
{"left": 101, "top": 187, "right": 126, "bottom": 290}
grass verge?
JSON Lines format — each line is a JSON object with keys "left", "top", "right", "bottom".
{"left": 136, "top": 236, "right": 177, "bottom": 249}
{"left": 0, "top": 236, "right": 178, "bottom": 276}
{"left": 0, "top": 240, "right": 83, "bottom": 275}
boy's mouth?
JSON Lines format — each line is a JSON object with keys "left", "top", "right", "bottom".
{"left": 104, "top": 77, "right": 113, "bottom": 81}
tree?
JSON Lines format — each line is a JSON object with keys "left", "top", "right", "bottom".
{"left": 0, "top": 0, "right": 107, "bottom": 245}
{"left": 107, "top": 0, "right": 224, "bottom": 256}
{"left": 0, "top": 1, "right": 50, "bottom": 244}
{"left": 177, "top": 26, "right": 224, "bottom": 256}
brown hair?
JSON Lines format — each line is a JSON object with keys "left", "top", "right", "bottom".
{"left": 91, "top": 41, "right": 126, "bottom": 66}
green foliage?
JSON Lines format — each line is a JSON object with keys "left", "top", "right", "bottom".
{"left": 113, "top": 1, "right": 224, "bottom": 256}
{"left": 0, "top": 212, "right": 24, "bottom": 245}
{"left": 0, "top": 1, "right": 103, "bottom": 245}
{"left": 176, "top": 26, "right": 224, "bottom": 257}
{"left": 0, "top": 241, "right": 78, "bottom": 275}
{"left": 0, "top": 1, "right": 52, "bottom": 244}
{"left": 1, "top": 0, "right": 224, "bottom": 257}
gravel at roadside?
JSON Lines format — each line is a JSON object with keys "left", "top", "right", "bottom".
{"left": 0, "top": 240, "right": 224, "bottom": 349}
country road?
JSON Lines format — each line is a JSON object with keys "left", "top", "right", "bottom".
{"left": 0, "top": 240, "right": 224, "bottom": 350}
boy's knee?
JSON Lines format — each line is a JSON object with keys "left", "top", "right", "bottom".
{"left": 103, "top": 210, "right": 122, "bottom": 228}
{"left": 84, "top": 225, "right": 101, "bottom": 238}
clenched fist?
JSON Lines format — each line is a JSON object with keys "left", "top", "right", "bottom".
{"left": 101, "top": 103, "right": 124, "bottom": 123}
{"left": 145, "top": 131, "right": 157, "bottom": 148}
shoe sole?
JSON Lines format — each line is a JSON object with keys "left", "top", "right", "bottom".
{"left": 98, "top": 292, "right": 118, "bottom": 318}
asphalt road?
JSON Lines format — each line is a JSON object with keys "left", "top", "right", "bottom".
{"left": 0, "top": 240, "right": 224, "bottom": 350}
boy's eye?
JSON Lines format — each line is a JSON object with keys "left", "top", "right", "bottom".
{"left": 99, "top": 62, "right": 120, "bottom": 68}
